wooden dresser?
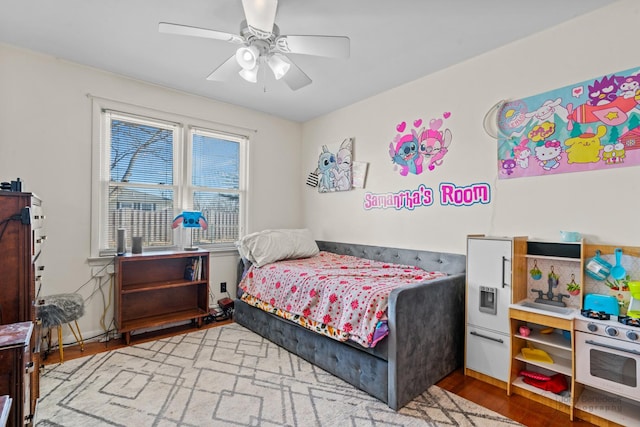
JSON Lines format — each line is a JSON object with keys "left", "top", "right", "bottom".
{"left": 0, "top": 192, "right": 44, "bottom": 426}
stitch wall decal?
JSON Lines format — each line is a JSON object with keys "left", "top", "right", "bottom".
{"left": 388, "top": 112, "right": 453, "bottom": 176}
{"left": 497, "top": 65, "right": 640, "bottom": 179}
{"left": 315, "top": 138, "right": 354, "bottom": 193}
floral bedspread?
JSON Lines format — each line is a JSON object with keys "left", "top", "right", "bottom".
{"left": 239, "top": 251, "right": 446, "bottom": 347}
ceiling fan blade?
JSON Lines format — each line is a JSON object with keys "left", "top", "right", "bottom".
{"left": 159, "top": 22, "right": 244, "bottom": 44}
{"left": 281, "top": 58, "right": 312, "bottom": 91}
{"left": 275, "top": 35, "right": 350, "bottom": 58}
{"left": 206, "top": 55, "right": 242, "bottom": 81}
{"left": 241, "top": 0, "right": 278, "bottom": 39}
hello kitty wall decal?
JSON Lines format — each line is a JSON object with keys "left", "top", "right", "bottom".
{"left": 495, "top": 65, "right": 640, "bottom": 179}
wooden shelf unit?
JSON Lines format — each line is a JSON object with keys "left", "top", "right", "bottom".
{"left": 115, "top": 251, "right": 210, "bottom": 344}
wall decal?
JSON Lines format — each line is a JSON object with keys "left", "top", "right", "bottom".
{"left": 315, "top": 138, "right": 353, "bottom": 192}
{"left": 363, "top": 182, "right": 490, "bottom": 211}
{"left": 497, "top": 66, "right": 640, "bottom": 179}
{"left": 439, "top": 182, "right": 491, "bottom": 206}
{"left": 388, "top": 113, "right": 453, "bottom": 176}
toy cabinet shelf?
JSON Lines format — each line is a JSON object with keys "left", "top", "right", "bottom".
{"left": 507, "top": 239, "right": 582, "bottom": 419}
{"left": 508, "top": 309, "right": 574, "bottom": 414}
{"left": 115, "top": 250, "right": 210, "bottom": 344}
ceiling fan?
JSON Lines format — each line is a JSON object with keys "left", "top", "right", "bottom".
{"left": 159, "top": 0, "right": 350, "bottom": 90}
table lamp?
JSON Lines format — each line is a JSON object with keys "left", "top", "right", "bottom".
{"left": 172, "top": 211, "right": 208, "bottom": 251}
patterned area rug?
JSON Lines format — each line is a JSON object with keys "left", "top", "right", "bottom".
{"left": 37, "top": 323, "right": 521, "bottom": 426}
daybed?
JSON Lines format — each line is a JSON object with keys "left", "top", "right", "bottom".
{"left": 235, "top": 239, "right": 466, "bottom": 410}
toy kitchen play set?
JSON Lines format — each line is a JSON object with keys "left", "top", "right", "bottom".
{"left": 465, "top": 235, "right": 640, "bottom": 427}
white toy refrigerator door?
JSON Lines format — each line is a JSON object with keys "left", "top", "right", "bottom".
{"left": 466, "top": 237, "right": 512, "bottom": 335}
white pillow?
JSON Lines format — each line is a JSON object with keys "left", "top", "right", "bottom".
{"left": 236, "top": 229, "right": 319, "bottom": 267}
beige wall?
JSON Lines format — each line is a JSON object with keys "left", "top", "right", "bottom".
{"left": 302, "top": 0, "right": 640, "bottom": 254}
{"left": 0, "top": 44, "right": 303, "bottom": 340}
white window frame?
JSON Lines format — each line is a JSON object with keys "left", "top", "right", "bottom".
{"left": 90, "top": 97, "right": 248, "bottom": 257}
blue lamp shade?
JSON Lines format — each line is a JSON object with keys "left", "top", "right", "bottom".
{"left": 172, "top": 211, "right": 208, "bottom": 230}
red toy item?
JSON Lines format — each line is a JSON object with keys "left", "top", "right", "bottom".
{"left": 522, "top": 373, "right": 568, "bottom": 394}
{"left": 519, "top": 370, "right": 551, "bottom": 382}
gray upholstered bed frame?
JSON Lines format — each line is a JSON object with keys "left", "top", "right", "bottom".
{"left": 234, "top": 240, "right": 466, "bottom": 410}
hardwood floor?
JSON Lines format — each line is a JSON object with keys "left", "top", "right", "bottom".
{"left": 436, "top": 370, "right": 595, "bottom": 426}
{"left": 42, "top": 320, "right": 595, "bottom": 427}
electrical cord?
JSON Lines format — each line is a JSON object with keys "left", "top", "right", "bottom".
{"left": 0, "top": 212, "right": 23, "bottom": 242}
{"left": 42, "top": 328, "right": 118, "bottom": 355}
{"left": 39, "top": 259, "right": 117, "bottom": 350}
{"left": 98, "top": 274, "right": 114, "bottom": 334}
{"left": 75, "top": 259, "right": 114, "bottom": 296}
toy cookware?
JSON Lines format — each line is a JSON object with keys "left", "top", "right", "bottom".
{"left": 585, "top": 250, "right": 611, "bottom": 281}
{"left": 611, "top": 248, "right": 626, "bottom": 280}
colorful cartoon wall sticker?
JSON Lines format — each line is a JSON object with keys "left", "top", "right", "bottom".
{"left": 496, "top": 66, "right": 640, "bottom": 179}
{"left": 315, "top": 138, "right": 353, "bottom": 193}
{"left": 388, "top": 112, "right": 453, "bottom": 176}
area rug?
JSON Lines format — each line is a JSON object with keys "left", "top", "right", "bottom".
{"left": 37, "top": 323, "right": 521, "bottom": 426}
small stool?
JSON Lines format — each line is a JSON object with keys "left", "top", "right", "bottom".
{"left": 37, "top": 293, "right": 85, "bottom": 363}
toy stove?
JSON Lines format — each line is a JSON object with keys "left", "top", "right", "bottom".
{"left": 577, "top": 309, "right": 639, "bottom": 341}
{"left": 618, "top": 315, "right": 640, "bottom": 328}
{"left": 575, "top": 309, "right": 640, "bottom": 401}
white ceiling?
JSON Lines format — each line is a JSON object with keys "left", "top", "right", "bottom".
{"left": 0, "top": 0, "right": 616, "bottom": 122}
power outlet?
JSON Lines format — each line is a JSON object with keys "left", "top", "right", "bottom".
{"left": 220, "top": 282, "right": 227, "bottom": 293}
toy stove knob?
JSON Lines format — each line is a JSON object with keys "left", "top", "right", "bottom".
{"left": 626, "top": 330, "right": 638, "bottom": 341}
{"left": 587, "top": 323, "right": 598, "bottom": 332}
{"left": 605, "top": 326, "right": 618, "bottom": 337}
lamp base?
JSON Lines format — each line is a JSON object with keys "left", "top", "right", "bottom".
{"left": 184, "top": 246, "right": 199, "bottom": 251}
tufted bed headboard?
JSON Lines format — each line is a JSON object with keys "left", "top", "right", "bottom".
{"left": 316, "top": 240, "right": 466, "bottom": 276}
{"left": 236, "top": 240, "right": 466, "bottom": 288}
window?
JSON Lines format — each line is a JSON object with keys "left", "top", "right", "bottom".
{"left": 91, "top": 99, "right": 247, "bottom": 256}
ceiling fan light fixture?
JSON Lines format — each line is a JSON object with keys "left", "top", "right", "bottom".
{"left": 267, "top": 53, "right": 290, "bottom": 80}
{"left": 235, "top": 45, "right": 259, "bottom": 70}
{"left": 239, "top": 66, "right": 259, "bottom": 83}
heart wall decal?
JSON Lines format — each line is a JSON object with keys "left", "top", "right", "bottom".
{"left": 396, "top": 121, "right": 407, "bottom": 132}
